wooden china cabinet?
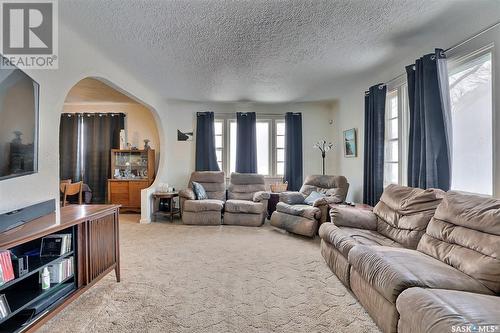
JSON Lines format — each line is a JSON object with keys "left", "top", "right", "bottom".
{"left": 107, "top": 149, "right": 155, "bottom": 212}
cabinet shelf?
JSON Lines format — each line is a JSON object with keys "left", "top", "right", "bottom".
{"left": 0, "top": 251, "right": 74, "bottom": 292}
{"left": 0, "top": 276, "right": 75, "bottom": 325}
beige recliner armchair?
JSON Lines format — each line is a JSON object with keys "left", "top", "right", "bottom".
{"left": 270, "top": 175, "right": 349, "bottom": 237}
{"left": 223, "top": 173, "right": 270, "bottom": 227}
{"left": 179, "top": 171, "right": 225, "bottom": 225}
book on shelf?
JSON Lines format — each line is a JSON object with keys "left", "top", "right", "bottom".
{"left": 40, "top": 234, "right": 72, "bottom": 257}
{"left": 46, "top": 257, "right": 74, "bottom": 284}
{"left": 0, "top": 251, "right": 15, "bottom": 285}
{"left": 0, "top": 294, "right": 11, "bottom": 319}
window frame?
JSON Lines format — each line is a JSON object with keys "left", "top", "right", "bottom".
{"left": 215, "top": 115, "right": 285, "bottom": 178}
{"left": 446, "top": 45, "right": 494, "bottom": 196}
{"left": 384, "top": 81, "right": 409, "bottom": 187}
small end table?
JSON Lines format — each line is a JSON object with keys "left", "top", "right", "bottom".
{"left": 152, "top": 192, "right": 180, "bottom": 222}
{"left": 267, "top": 193, "right": 281, "bottom": 219}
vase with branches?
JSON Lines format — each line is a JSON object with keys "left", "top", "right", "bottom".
{"left": 313, "top": 140, "right": 334, "bottom": 175}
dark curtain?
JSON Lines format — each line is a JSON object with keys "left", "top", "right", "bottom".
{"left": 60, "top": 113, "right": 82, "bottom": 181}
{"left": 82, "top": 113, "right": 125, "bottom": 203}
{"left": 236, "top": 112, "right": 257, "bottom": 173}
{"left": 195, "top": 112, "right": 220, "bottom": 171}
{"left": 406, "top": 48, "right": 452, "bottom": 191}
{"left": 363, "top": 84, "right": 386, "bottom": 206}
{"left": 284, "top": 112, "right": 303, "bottom": 191}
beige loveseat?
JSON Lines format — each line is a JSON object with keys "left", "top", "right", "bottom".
{"left": 321, "top": 189, "right": 500, "bottom": 333}
{"left": 319, "top": 184, "right": 444, "bottom": 287}
{"left": 223, "top": 173, "right": 270, "bottom": 227}
{"left": 179, "top": 171, "right": 225, "bottom": 225}
{"left": 270, "top": 175, "right": 349, "bottom": 237}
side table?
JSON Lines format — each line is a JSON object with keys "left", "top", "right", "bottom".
{"left": 267, "top": 193, "right": 280, "bottom": 219}
{"left": 152, "top": 192, "right": 180, "bottom": 222}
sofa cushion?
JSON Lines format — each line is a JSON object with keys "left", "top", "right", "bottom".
{"left": 304, "top": 191, "right": 326, "bottom": 205}
{"left": 225, "top": 199, "right": 265, "bottom": 214}
{"left": 276, "top": 202, "right": 320, "bottom": 220}
{"left": 280, "top": 192, "right": 306, "bottom": 205}
{"left": 299, "top": 175, "right": 349, "bottom": 203}
{"left": 183, "top": 199, "right": 224, "bottom": 212}
{"left": 417, "top": 191, "right": 500, "bottom": 293}
{"left": 397, "top": 288, "right": 500, "bottom": 333}
{"left": 319, "top": 223, "right": 402, "bottom": 258}
{"left": 348, "top": 246, "right": 493, "bottom": 304}
{"left": 188, "top": 171, "right": 226, "bottom": 201}
{"left": 227, "top": 173, "right": 266, "bottom": 201}
{"left": 192, "top": 181, "right": 208, "bottom": 200}
{"left": 373, "top": 184, "right": 444, "bottom": 249}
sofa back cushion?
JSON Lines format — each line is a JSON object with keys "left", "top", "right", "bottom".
{"left": 188, "top": 171, "right": 226, "bottom": 201}
{"left": 228, "top": 173, "right": 265, "bottom": 201}
{"left": 374, "top": 184, "right": 444, "bottom": 249}
{"left": 299, "top": 175, "right": 349, "bottom": 203}
{"left": 417, "top": 191, "right": 500, "bottom": 293}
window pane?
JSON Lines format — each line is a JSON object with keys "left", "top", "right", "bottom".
{"left": 276, "top": 162, "right": 284, "bottom": 176}
{"left": 276, "top": 122, "right": 285, "bottom": 135}
{"left": 387, "top": 118, "right": 398, "bottom": 140}
{"left": 214, "top": 121, "right": 223, "bottom": 135}
{"left": 384, "top": 163, "right": 398, "bottom": 186}
{"left": 257, "top": 122, "right": 269, "bottom": 175}
{"left": 230, "top": 122, "right": 237, "bottom": 173}
{"left": 276, "top": 135, "right": 285, "bottom": 148}
{"left": 449, "top": 52, "right": 492, "bottom": 195}
{"left": 387, "top": 91, "right": 398, "bottom": 118}
{"left": 217, "top": 161, "right": 222, "bottom": 171}
{"left": 385, "top": 141, "right": 398, "bottom": 163}
{"left": 215, "top": 135, "right": 222, "bottom": 148}
{"left": 216, "top": 149, "right": 222, "bottom": 162}
{"left": 277, "top": 148, "right": 284, "bottom": 162}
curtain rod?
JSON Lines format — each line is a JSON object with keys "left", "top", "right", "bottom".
{"left": 383, "top": 20, "right": 500, "bottom": 87}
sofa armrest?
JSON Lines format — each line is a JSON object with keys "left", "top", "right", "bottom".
{"left": 279, "top": 191, "right": 305, "bottom": 205}
{"left": 253, "top": 191, "right": 271, "bottom": 202}
{"left": 330, "top": 207, "right": 377, "bottom": 230}
{"left": 179, "top": 188, "right": 196, "bottom": 200}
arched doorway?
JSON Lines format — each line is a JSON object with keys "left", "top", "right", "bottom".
{"left": 59, "top": 78, "right": 160, "bottom": 214}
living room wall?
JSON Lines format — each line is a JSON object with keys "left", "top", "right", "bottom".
{"left": 333, "top": 24, "right": 500, "bottom": 202}
{"left": 0, "top": 24, "right": 166, "bottom": 216}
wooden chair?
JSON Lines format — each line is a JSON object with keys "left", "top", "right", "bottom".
{"left": 61, "top": 181, "right": 83, "bottom": 207}
{"left": 60, "top": 179, "right": 72, "bottom": 193}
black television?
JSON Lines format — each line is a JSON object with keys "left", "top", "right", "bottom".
{"left": 0, "top": 56, "right": 39, "bottom": 180}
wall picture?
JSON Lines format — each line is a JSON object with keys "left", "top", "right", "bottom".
{"left": 343, "top": 128, "right": 357, "bottom": 157}
{"left": 177, "top": 129, "right": 193, "bottom": 141}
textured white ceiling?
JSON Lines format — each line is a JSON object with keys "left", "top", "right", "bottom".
{"left": 60, "top": 0, "right": 500, "bottom": 102}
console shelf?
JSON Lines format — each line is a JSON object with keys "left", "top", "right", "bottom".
{"left": 0, "top": 205, "right": 120, "bottom": 333}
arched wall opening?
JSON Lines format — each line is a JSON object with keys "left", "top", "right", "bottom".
{"left": 58, "top": 77, "right": 161, "bottom": 214}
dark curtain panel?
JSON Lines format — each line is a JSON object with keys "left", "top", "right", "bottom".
{"left": 406, "top": 48, "right": 452, "bottom": 191}
{"left": 60, "top": 113, "right": 83, "bottom": 181}
{"left": 363, "top": 84, "right": 386, "bottom": 206}
{"left": 195, "top": 112, "right": 220, "bottom": 171}
{"left": 236, "top": 112, "right": 257, "bottom": 173}
{"left": 284, "top": 112, "right": 303, "bottom": 191}
{"left": 82, "top": 113, "right": 125, "bottom": 203}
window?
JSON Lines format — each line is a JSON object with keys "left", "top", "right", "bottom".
{"left": 275, "top": 121, "right": 285, "bottom": 176}
{"left": 256, "top": 121, "right": 270, "bottom": 175}
{"left": 214, "top": 120, "right": 223, "bottom": 171}
{"left": 216, "top": 117, "right": 284, "bottom": 177}
{"left": 384, "top": 90, "right": 399, "bottom": 186}
{"left": 384, "top": 85, "right": 408, "bottom": 187}
{"left": 448, "top": 51, "right": 493, "bottom": 195}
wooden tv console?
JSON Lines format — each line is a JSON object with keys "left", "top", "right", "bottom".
{"left": 0, "top": 205, "right": 120, "bottom": 332}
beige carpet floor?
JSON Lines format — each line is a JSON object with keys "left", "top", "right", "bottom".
{"left": 40, "top": 214, "right": 379, "bottom": 333}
